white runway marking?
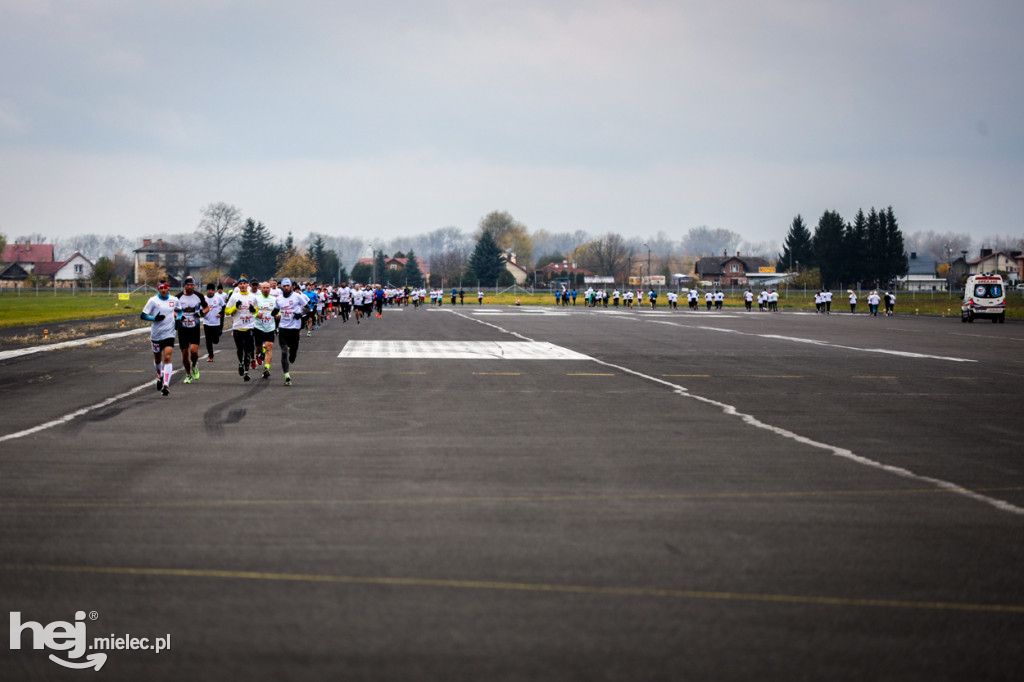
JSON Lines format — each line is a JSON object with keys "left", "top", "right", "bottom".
{"left": 338, "top": 340, "right": 591, "bottom": 360}
{"left": 0, "top": 327, "right": 149, "bottom": 362}
{"left": 0, "top": 372, "right": 179, "bottom": 444}
{"left": 452, "top": 311, "right": 1023, "bottom": 517}
{"left": 645, "top": 320, "right": 977, "bottom": 363}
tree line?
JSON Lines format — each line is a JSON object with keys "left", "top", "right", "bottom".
{"left": 778, "top": 207, "right": 909, "bottom": 289}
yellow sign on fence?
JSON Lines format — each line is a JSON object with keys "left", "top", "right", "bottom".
{"left": 118, "top": 293, "right": 131, "bottom": 301}
{"left": 758, "top": 267, "right": 776, "bottom": 273}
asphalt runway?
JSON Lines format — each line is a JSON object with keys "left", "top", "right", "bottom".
{"left": 2, "top": 303, "right": 1023, "bottom": 681}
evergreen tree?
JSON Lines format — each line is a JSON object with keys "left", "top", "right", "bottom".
{"left": 350, "top": 262, "right": 372, "bottom": 284}
{"left": 231, "top": 219, "right": 279, "bottom": 279}
{"left": 864, "top": 208, "right": 885, "bottom": 286}
{"left": 468, "top": 230, "right": 505, "bottom": 286}
{"left": 843, "top": 209, "right": 868, "bottom": 286}
{"left": 402, "top": 249, "right": 424, "bottom": 287}
{"left": 880, "top": 206, "right": 908, "bottom": 286}
{"left": 373, "top": 250, "right": 388, "bottom": 284}
{"left": 778, "top": 214, "right": 814, "bottom": 271}
{"left": 307, "top": 235, "right": 327, "bottom": 279}
{"left": 812, "top": 210, "right": 847, "bottom": 289}
{"left": 317, "top": 249, "right": 341, "bottom": 283}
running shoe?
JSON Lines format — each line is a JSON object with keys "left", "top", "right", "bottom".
{"left": 262, "top": 368, "right": 270, "bottom": 380}
{"left": 157, "top": 376, "right": 164, "bottom": 391}
{"left": 243, "top": 372, "right": 251, "bottom": 382}
{"left": 251, "top": 359, "right": 257, "bottom": 369}
{"left": 207, "top": 356, "right": 214, "bottom": 362}
{"left": 238, "top": 363, "right": 245, "bottom": 376}
{"left": 307, "top": 330, "right": 311, "bottom": 337}
{"left": 161, "top": 386, "right": 170, "bottom": 396}
{"left": 184, "top": 375, "right": 192, "bottom": 384}
{"left": 192, "top": 366, "right": 200, "bottom": 380}
{"left": 284, "top": 375, "right": 292, "bottom": 386}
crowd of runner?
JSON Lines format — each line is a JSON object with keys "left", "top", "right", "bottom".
{"left": 140, "top": 279, "right": 495, "bottom": 396}
{"left": 142, "top": 278, "right": 899, "bottom": 396}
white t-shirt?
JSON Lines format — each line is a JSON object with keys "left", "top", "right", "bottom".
{"left": 226, "top": 290, "right": 257, "bottom": 330}
{"left": 275, "top": 292, "right": 308, "bottom": 330}
{"left": 177, "top": 292, "right": 205, "bottom": 330}
{"left": 142, "top": 294, "right": 179, "bottom": 341}
{"left": 252, "top": 293, "right": 278, "bottom": 333}
{"left": 204, "top": 292, "right": 226, "bottom": 326}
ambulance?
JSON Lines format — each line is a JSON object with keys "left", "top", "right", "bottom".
{"left": 961, "top": 273, "right": 1006, "bottom": 323}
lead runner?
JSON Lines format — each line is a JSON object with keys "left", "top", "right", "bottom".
{"left": 140, "top": 279, "right": 178, "bottom": 396}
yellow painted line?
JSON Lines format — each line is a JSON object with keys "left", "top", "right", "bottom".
{"left": 397, "top": 372, "right": 427, "bottom": 375}
{"left": 2, "top": 563, "right": 1021, "bottom": 613}
{"left": 473, "top": 372, "right": 521, "bottom": 376}
{"left": 567, "top": 373, "right": 616, "bottom": 376}
{"left": 4, "top": 487, "right": 1022, "bottom": 511}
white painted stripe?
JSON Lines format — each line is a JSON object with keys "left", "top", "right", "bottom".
{"left": 452, "top": 311, "right": 1023, "bottom": 517}
{"left": 645, "top": 320, "right": 976, "bottom": 363}
{"left": 338, "top": 340, "right": 591, "bottom": 360}
{"left": 0, "top": 327, "right": 150, "bottom": 362}
{"left": 0, "top": 371, "right": 179, "bottom": 443}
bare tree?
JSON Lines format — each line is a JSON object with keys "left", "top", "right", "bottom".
{"left": 681, "top": 226, "right": 743, "bottom": 257}
{"left": 430, "top": 249, "right": 468, "bottom": 284}
{"left": 576, "top": 233, "right": 633, "bottom": 279}
{"left": 904, "top": 230, "right": 973, "bottom": 262}
{"left": 197, "top": 202, "right": 243, "bottom": 271}
{"left": 739, "top": 239, "right": 780, "bottom": 260}
{"left": 477, "top": 210, "right": 534, "bottom": 266}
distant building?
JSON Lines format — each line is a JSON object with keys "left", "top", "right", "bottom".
{"left": 1, "top": 242, "right": 55, "bottom": 272}
{"left": 0, "top": 250, "right": 93, "bottom": 288}
{"left": 501, "top": 252, "right": 529, "bottom": 286}
{"left": 693, "top": 251, "right": 772, "bottom": 287}
{"left": 968, "top": 249, "right": 1020, "bottom": 279}
{"left": 898, "top": 252, "right": 946, "bottom": 292}
{"left": 133, "top": 239, "right": 191, "bottom": 286}
{"left": 536, "top": 261, "right": 594, "bottom": 281}
{"left": 354, "top": 256, "right": 431, "bottom": 283}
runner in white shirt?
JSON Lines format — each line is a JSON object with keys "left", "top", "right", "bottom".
{"left": 203, "top": 282, "right": 226, "bottom": 361}
{"left": 744, "top": 288, "right": 754, "bottom": 311}
{"left": 274, "top": 278, "right": 309, "bottom": 386}
{"left": 140, "top": 280, "right": 178, "bottom": 396}
{"left": 225, "top": 277, "right": 258, "bottom": 381}
{"left": 849, "top": 290, "right": 858, "bottom": 313}
{"left": 823, "top": 289, "right": 833, "bottom": 314}
{"left": 867, "top": 291, "right": 881, "bottom": 316}
{"left": 252, "top": 281, "right": 279, "bottom": 380}
{"left": 337, "top": 281, "right": 353, "bottom": 322}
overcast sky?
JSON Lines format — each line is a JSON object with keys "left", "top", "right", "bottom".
{"left": 1, "top": 0, "right": 1021, "bottom": 248}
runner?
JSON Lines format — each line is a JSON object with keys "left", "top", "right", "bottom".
{"left": 224, "top": 277, "right": 258, "bottom": 382}
{"left": 274, "top": 278, "right": 309, "bottom": 387}
{"left": 140, "top": 280, "right": 178, "bottom": 397}
{"left": 203, "top": 282, "right": 226, "bottom": 361}
{"left": 337, "top": 281, "right": 352, "bottom": 322}
{"left": 253, "top": 280, "right": 279, "bottom": 380}
{"left": 176, "top": 276, "right": 207, "bottom": 384}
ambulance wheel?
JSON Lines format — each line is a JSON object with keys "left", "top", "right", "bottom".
{"left": 998, "top": 314, "right": 1005, "bottom": 324}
